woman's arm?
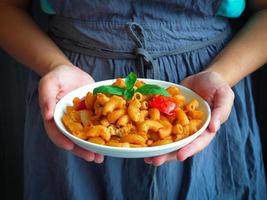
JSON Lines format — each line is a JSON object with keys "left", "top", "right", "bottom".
{"left": 0, "top": 0, "right": 71, "bottom": 76}
{"left": 146, "top": 9, "right": 267, "bottom": 166}
{"left": 0, "top": 1, "right": 104, "bottom": 163}
{"left": 205, "top": 9, "right": 267, "bottom": 86}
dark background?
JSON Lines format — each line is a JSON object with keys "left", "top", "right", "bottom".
{"left": 0, "top": 3, "right": 266, "bottom": 200}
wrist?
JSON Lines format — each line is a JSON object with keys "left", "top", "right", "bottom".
{"left": 40, "top": 59, "right": 73, "bottom": 76}
{"left": 204, "top": 60, "right": 238, "bottom": 87}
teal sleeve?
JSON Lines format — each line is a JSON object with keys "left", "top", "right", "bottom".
{"left": 217, "top": 0, "right": 246, "bottom": 18}
{"left": 40, "top": 0, "right": 56, "bottom": 15}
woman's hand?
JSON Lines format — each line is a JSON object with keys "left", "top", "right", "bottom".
{"left": 38, "top": 64, "right": 104, "bottom": 163}
{"left": 144, "top": 71, "right": 235, "bottom": 166}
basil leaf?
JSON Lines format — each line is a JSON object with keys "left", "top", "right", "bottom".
{"left": 124, "top": 89, "right": 135, "bottom": 100}
{"left": 125, "top": 72, "right": 137, "bottom": 90}
{"left": 136, "top": 84, "right": 171, "bottom": 97}
{"left": 93, "top": 86, "right": 125, "bottom": 96}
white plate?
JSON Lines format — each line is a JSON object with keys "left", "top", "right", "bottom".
{"left": 54, "top": 79, "right": 211, "bottom": 158}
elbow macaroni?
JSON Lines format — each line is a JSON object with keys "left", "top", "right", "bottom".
{"left": 62, "top": 79, "right": 205, "bottom": 147}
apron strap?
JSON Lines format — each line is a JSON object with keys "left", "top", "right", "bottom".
{"left": 50, "top": 23, "right": 229, "bottom": 79}
{"left": 126, "top": 22, "right": 160, "bottom": 78}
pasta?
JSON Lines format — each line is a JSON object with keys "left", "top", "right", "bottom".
{"left": 61, "top": 78, "right": 205, "bottom": 148}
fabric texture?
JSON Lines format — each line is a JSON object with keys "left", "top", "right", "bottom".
{"left": 40, "top": 0, "right": 246, "bottom": 18}
{"left": 25, "top": 1, "right": 266, "bottom": 199}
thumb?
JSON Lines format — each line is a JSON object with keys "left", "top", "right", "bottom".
{"left": 180, "top": 75, "right": 194, "bottom": 88}
{"left": 38, "top": 76, "right": 59, "bottom": 121}
{"left": 209, "top": 85, "right": 234, "bottom": 132}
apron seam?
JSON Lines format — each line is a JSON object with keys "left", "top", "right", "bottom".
{"left": 50, "top": 15, "right": 229, "bottom": 32}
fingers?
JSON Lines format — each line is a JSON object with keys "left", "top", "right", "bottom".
{"left": 38, "top": 65, "right": 104, "bottom": 163}
{"left": 72, "top": 146, "right": 104, "bottom": 163}
{"left": 44, "top": 119, "right": 105, "bottom": 163}
{"left": 43, "top": 119, "right": 74, "bottom": 150}
{"left": 176, "top": 130, "right": 216, "bottom": 161}
{"left": 72, "top": 147, "right": 105, "bottom": 163}
{"left": 144, "top": 151, "right": 177, "bottom": 166}
{"left": 209, "top": 86, "right": 234, "bottom": 132}
{"left": 72, "top": 146, "right": 95, "bottom": 161}
{"left": 38, "top": 65, "right": 95, "bottom": 121}
{"left": 72, "top": 147, "right": 104, "bottom": 163}
{"left": 143, "top": 72, "right": 234, "bottom": 166}
{"left": 144, "top": 130, "right": 216, "bottom": 166}
{"left": 94, "top": 153, "right": 105, "bottom": 163}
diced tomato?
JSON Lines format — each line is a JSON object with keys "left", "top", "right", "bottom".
{"left": 149, "top": 95, "right": 176, "bottom": 116}
{"left": 75, "top": 99, "right": 86, "bottom": 111}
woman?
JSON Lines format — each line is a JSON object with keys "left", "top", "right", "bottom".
{"left": 0, "top": 0, "right": 266, "bottom": 199}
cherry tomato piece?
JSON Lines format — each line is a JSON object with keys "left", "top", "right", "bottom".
{"left": 149, "top": 96, "right": 176, "bottom": 116}
{"left": 75, "top": 99, "right": 86, "bottom": 111}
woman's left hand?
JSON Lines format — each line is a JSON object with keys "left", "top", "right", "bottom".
{"left": 144, "top": 71, "right": 235, "bottom": 166}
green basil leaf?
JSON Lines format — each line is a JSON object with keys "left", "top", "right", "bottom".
{"left": 93, "top": 86, "right": 125, "bottom": 96}
{"left": 124, "top": 89, "right": 135, "bottom": 100}
{"left": 125, "top": 72, "right": 137, "bottom": 90}
{"left": 136, "top": 84, "right": 171, "bottom": 97}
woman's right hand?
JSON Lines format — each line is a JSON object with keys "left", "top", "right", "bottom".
{"left": 38, "top": 64, "right": 104, "bottom": 163}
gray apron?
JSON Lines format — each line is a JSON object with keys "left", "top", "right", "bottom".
{"left": 24, "top": 0, "right": 266, "bottom": 199}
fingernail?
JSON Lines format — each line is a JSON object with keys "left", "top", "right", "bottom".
{"left": 144, "top": 158, "right": 152, "bottom": 164}
{"left": 95, "top": 157, "right": 104, "bottom": 164}
{"left": 85, "top": 154, "right": 94, "bottom": 162}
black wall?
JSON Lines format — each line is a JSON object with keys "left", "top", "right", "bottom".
{"left": 0, "top": 2, "right": 48, "bottom": 199}
{"left": 252, "top": 67, "right": 267, "bottom": 174}
{"left": 0, "top": 51, "right": 28, "bottom": 200}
